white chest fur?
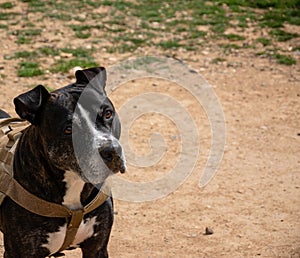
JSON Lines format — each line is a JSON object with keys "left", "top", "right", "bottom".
{"left": 43, "top": 216, "right": 99, "bottom": 255}
{"left": 62, "top": 170, "right": 85, "bottom": 210}
{"left": 42, "top": 171, "right": 99, "bottom": 255}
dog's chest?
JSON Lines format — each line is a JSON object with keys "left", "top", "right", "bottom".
{"left": 43, "top": 171, "right": 99, "bottom": 255}
{"left": 43, "top": 216, "right": 98, "bottom": 255}
{"left": 62, "top": 170, "right": 85, "bottom": 209}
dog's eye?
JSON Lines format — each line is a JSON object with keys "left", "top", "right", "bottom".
{"left": 64, "top": 126, "right": 72, "bottom": 135}
{"left": 104, "top": 110, "right": 113, "bottom": 120}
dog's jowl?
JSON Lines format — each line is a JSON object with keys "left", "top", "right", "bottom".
{"left": 0, "top": 67, "right": 126, "bottom": 258}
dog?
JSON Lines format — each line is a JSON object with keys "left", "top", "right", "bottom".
{"left": 0, "top": 67, "right": 126, "bottom": 257}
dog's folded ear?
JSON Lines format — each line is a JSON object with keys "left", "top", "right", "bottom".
{"left": 13, "top": 85, "right": 50, "bottom": 125}
{"left": 75, "top": 67, "right": 107, "bottom": 89}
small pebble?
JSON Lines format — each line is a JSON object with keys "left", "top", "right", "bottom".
{"left": 68, "top": 66, "right": 82, "bottom": 78}
{"left": 204, "top": 227, "right": 214, "bottom": 235}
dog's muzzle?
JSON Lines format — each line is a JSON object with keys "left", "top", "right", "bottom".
{"left": 98, "top": 140, "right": 126, "bottom": 174}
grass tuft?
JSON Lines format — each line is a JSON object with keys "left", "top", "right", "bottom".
{"left": 256, "top": 37, "right": 272, "bottom": 46}
{"left": 274, "top": 53, "right": 297, "bottom": 65}
{"left": 51, "top": 58, "right": 98, "bottom": 73}
{"left": 0, "top": 2, "right": 14, "bottom": 9}
{"left": 270, "top": 29, "right": 299, "bottom": 42}
{"left": 223, "top": 33, "right": 246, "bottom": 41}
{"left": 18, "top": 61, "right": 44, "bottom": 77}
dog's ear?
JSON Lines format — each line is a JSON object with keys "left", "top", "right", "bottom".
{"left": 14, "top": 85, "right": 50, "bottom": 125}
{"left": 75, "top": 67, "right": 107, "bottom": 89}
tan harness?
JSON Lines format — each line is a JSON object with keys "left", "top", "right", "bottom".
{"left": 0, "top": 118, "right": 109, "bottom": 253}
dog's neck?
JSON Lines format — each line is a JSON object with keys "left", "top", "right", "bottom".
{"left": 13, "top": 126, "right": 95, "bottom": 208}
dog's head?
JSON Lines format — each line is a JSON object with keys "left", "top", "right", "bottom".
{"left": 13, "top": 67, "right": 126, "bottom": 184}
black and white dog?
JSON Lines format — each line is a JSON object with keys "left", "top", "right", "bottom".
{"left": 0, "top": 67, "right": 126, "bottom": 257}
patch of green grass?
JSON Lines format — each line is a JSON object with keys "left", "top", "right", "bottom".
{"left": 70, "top": 25, "right": 93, "bottom": 31}
{"left": 190, "top": 3, "right": 228, "bottom": 34}
{"left": 273, "top": 53, "right": 297, "bottom": 65}
{"left": 219, "top": 43, "right": 240, "bottom": 50}
{"left": 236, "top": 18, "right": 248, "bottom": 28}
{"left": 0, "top": 12, "right": 18, "bottom": 20}
{"left": 18, "top": 61, "right": 44, "bottom": 77}
{"left": 1, "top": 0, "right": 298, "bottom": 65}
{"left": 0, "top": 2, "right": 14, "bottom": 9}
{"left": 49, "top": 2, "right": 69, "bottom": 11}
{"left": 117, "top": 36, "right": 146, "bottom": 48}
{"left": 51, "top": 58, "right": 98, "bottom": 73}
{"left": 0, "top": 23, "right": 8, "bottom": 29}
{"left": 210, "top": 23, "right": 227, "bottom": 34}
{"left": 15, "top": 29, "right": 41, "bottom": 44}
{"left": 223, "top": 33, "right": 246, "bottom": 41}
{"left": 26, "top": 28, "right": 40, "bottom": 35}
{"left": 220, "top": 0, "right": 298, "bottom": 9}
{"left": 75, "top": 31, "right": 91, "bottom": 39}
{"left": 259, "top": 7, "right": 300, "bottom": 27}
{"left": 270, "top": 29, "right": 299, "bottom": 42}
{"left": 7, "top": 48, "right": 58, "bottom": 60}
{"left": 39, "top": 46, "right": 60, "bottom": 56}
{"left": 50, "top": 47, "right": 97, "bottom": 72}
{"left": 16, "top": 36, "right": 31, "bottom": 44}
{"left": 259, "top": 10, "right": 285, "bottom": 28}
{"left": 46, "top": 13, "right": 72, "bottom": 21}
{"left": 70, "top": 25, "right": 94, "bottom": 39}
{"left": 176, "top": 26, "right": 188, "bottom": 33}
{"left": 192, "top": 3, "right": 225, "bottom": 16}
{"left": 60, "top": 47, "right": 93, "bottom": 58}
{"left": 14, "top": 51, "right": 38, "bottom": 59}
{"left": 157, "top": 40, "right": 182, "bottom": 50}
{"left": 255, "top": 47, "right": 278, "bottom": 57}
{"left": 183, "top": 45, "right": 198, "bottom": 51}
{"left": 0, "top": 73, "right": 7, "bottom": 79}
{"left": 211, "top": 57, "right": 226, "bottom": 64}
{"left": 105, "top": 26, "right": 126, "bottom": 33}
{"left": 133, "top": 2, "right": 161, "bottom": 22}
{"left": 256, "top": 47, "right": 297, "bottom": 65}
{"left": 220, "top": 0, "right": 300, "bottom": 28}
{"left": 188, "top": 30, "right": 207, "bottom": 39}
{"left": 256, "top": 37, "right": 272, "bottom": 46}
{"left": 287, "top": 9, "right": 300, "bottom": 25}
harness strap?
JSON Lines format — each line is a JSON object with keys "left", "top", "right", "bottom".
{"left": 59, "top": 189, "right": 109, "bottom": 252}
{"left": 59, "top": 209, "right": 84, "bottom": 252}
{"left": 0, "top": 172, "right": 71, "bottom": 217}
{"left": 0, "top": 118, "right": 29, "bottom": 166}
{"left": 0, "top": 172, "right": 109, "bottom": 251}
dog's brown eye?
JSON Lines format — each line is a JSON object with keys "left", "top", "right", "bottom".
{"left": 104, "top": 110, "right": 112, "bottom": 120}
{"left": 64, "top": 126, "right": 72, "bottom": 135}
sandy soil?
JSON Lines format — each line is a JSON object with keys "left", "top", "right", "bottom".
{"left": 0, "top": 2, "right": 299, "bottom": 258}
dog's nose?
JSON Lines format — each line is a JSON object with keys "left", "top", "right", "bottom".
{"left": 99, "top": 143, "right": 126, "bottom": 173}
{"left": 99, "top": 146, "right": 114, "bottom": 162}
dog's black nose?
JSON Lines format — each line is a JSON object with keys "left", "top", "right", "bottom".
{"left": 98, "top": 143, "right": 126, "bottom": 173}
{"left": 99, "top": 147, "right": 114, "bottom": 162}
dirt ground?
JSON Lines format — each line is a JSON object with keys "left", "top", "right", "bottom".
{"left": 0, "top": 2, "right": 300, "bottom": 258}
